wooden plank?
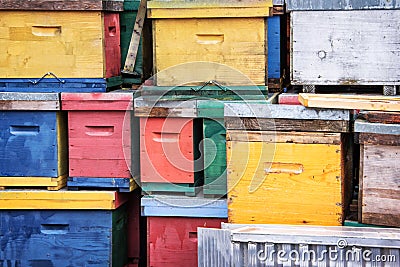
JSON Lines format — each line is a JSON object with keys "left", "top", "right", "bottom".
{"left": 224, "top": 102, "right": 350, "bottom": 120}
{"left": 359, "top": 133, "right": 400, "bottom": 146}
{"left": 134, "top": 97, "right": 197, "bottom": 117}
{"left": 0, "top": 189, "right": 128, "bottom": 209}
{"left": 359, "top": 111, "right": 400, "bottom": 124}
{"left": 0, "top": 175, "right": 66, "bottom": 187}
{"left": 225, "top": 117, "right": 349, "bottom": 132}
{"left": 360, "top": 144, "right": 400, "bottom": 227}
{"left": 61, "top": 92, "right": 133, "bottom": 110}
{"left": 148, "top": 7, "right": 272, "bottom": 18}
{"left": 355, "top": 119, "right": 400, "bottom": 135}
{"left": 0, "top": 78, "right": 107, "bottom": 93}
{"left": 0, "top": 92, "right": 59, "bottom": 110}
{"left": 291, "top": 10, "right": 400, "bottom": 85}
{"left": 153, "top": 19, "right": 266, "bottom": 86}
{"left": 123, "top": 0, "right": 147, "bottom": 74}
{"left": 227, "top": 137, "right": 345, "bottom": 225}
{"left": 141, "top": 195, "right": 227, "bottom": 218}
{"left": 141, "top": 183, "right": 198, "bottom": 194}
{"left": 227, "top": 130, "right": 342, "bottom": 144}
{"left": 68, "top": 177, "right": 137, "bottom": 192}
{"left": 0, "top": 0, "right": 124, "bottom": 11}
{"left": 299, "top": 93, "right": 400, "bottom": 111}
{"left": 278, "top": 93, "right": 301, "bottom": 105}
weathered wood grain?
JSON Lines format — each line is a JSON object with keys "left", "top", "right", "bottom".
{"left": 123, "top": 0, "right": 147, "bottom": 74}
{"left": 0, "top": 190, "right": 128, "bottom": 209}
{"left": 227, "top": 130, "right": 342, "bottom": 144}
{"left": 360, "top": 144, "right": 400, "bottom": 227}
{"left": 225, "top": 117, "right": 349, "bottom": 132}
{"left": 355, "top": 119, "right": 400, "bottom": 135}
{"left": 0, "top": 92, "right": 59, "bottom": 110}
{"left": 203, "top": 119, "right": 227, "bottom": 196}
{"left": 0, "top": 207, "right": 127, "bottom": 266}
{"left": 300, "top": 93, "right": 400, "bottom": 111}
{"left": 0, "top": 175, "right": 66, "bottom": 190}
{"left": 0, "top": 111, "right": 67, "bottom": 177}
{"left": 224, "top": 102, "right": 350, "bottom": 120}
{"left": 148, "top": 0, "right": 273, "bottom": 18}
{"left": 0, "top": 0, "right": 124, "bottom": 11}
{"left": 359, "top": 133, "right": 400, "bottom": 146}
{"left": 359, "top": 111, "right": 400, "bottom": 124}
{"left": 134, "top": 97, "right": 197, "bottom": 117}
{"left": 287, "top": 0, "right": 400, "bottom": 11}
{"left": 291, "top": 10, "right": 400, "bottom": 85}
{"left": 67, "top": 177, "right": 137, "bottom": 192}
{"left": 141, "top": 195, "right": 228, "bottom": 218}
{"left": 61, "top": 92, "right": 133, "bottom": 110}
{"left": 227, "top": 132, "right": 349, "bottom": 225}
{"left": 153, "top": 19, "right": 266, "bottom": 86}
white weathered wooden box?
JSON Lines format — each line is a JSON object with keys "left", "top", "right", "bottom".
{"left": 290, "top": 10, "right": 400, "bottom": 94}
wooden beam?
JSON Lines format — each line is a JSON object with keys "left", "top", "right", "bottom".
{"left": 225, "top": 117, "right": 349, "bottom": 132}
{"left": 0, "top": 0, "right": 124, "bottom": 11}
{"left": 227, "top": 130, "right": 342, "bottom": 144}
{"left": 355, "top": 119, "right": 400, "bottom": 135}
{"left": 0, "top": 92, "right": 59, "bottom": 110}
{"left": 224, "top": 102, "right": 350, "bottom": 120}
{"left": 359, "top": 111, "right": 400, "bottom": 124}
{"left": 123, "top": 0, "right": 147, "bottom": 74}
{"left": 359, "top": 133, "right": 400, "bottom": 146}
{"left": 299, "top": 93, "right": 400, "bottom": 111}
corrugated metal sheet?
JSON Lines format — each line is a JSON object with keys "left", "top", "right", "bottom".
{"left": 198, "top": 224, "right": 400, "bottom": 267}
{"left": 287, "top": 0, "right": 400, "bottom": 11}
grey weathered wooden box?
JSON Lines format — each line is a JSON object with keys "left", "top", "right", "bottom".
{"left": 355, "top": 118, "right": 400, "bottom": 228}
{"left": 290, "top": 10, "right": 400, "bottom": 94}
{"left": 287, "top": 0, "right": 400, "bottom": 11}
{"left": 198, "top": 223, "right": 400, "bottom": 267}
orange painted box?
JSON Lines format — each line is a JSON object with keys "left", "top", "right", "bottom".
{"left": 62, "top": 92, "right": 135, "bottom": 191}
{"left": 140, "top": 117, "right": 202, "bottom": 185}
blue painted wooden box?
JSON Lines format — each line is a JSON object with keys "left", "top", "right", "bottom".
{"left": 267, "top": 15, "right": 282, "bottom": 90}
{"left": 0, "top": 93, "right": 67, "bottom": 185}
{"left": 0, "top": 206, "right": 128, "bottom": 267}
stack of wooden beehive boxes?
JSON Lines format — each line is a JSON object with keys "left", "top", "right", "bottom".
{"left": 0, "top": 1, "right": 142, "bottom": 266}
{"left": 136, "top": 0, "right": 287, "bottom": 266}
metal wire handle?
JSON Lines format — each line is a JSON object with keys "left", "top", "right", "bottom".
{"left": 191, "top": 80, "right": 229, "bottom": 92}
{"left": 29, "top": 72, "right": 66, "bottom": 85}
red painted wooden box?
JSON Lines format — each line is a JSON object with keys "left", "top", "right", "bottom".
{"left": 147, "top": 217, "right": 226, "bottom": 267}
{"left": 140, "top": 117, "right": 199, "bottom": 184}
{"left": 62, "top": 93, "right": 133, "bottom": 179}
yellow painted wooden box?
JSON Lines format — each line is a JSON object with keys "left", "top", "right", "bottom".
{"left": 148, "top": 0, "right": 273, "bottom": 86}
{"left": 227, "top": 131, "right": 353, "bottom": 226}
{"left": 0, "top": 11, "right": 120, "bottom": 78}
